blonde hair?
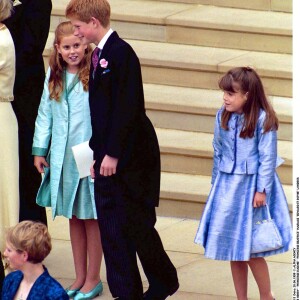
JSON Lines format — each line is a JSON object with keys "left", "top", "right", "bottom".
{"left": 6, "top": 221, "right": 52, "bottom": 264}
{"left": 0, "top": 0, "right": 13, "bottom": 22}
{"left": 49, "top": 21, "right": 92, "bottom": 101}
{"left": 66, "top": 0, "right": 110, "bottom": 28}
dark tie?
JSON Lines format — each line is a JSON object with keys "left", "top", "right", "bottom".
{"left": 92, "top": 47, "right": 100, "bottom": 71}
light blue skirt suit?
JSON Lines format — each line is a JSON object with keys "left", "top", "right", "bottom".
{"left": 195, "top": 107, "right": 292, "bottom": 261}
{"left": 32, "top": 68, "right": 96, "bottom": 220}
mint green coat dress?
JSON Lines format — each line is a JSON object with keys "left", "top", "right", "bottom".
{"left": 32, "top": 68, "right": 96, "bottom": 220}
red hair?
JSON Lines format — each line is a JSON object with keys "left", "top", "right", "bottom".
{"left": 48, "top": 21, "right": 92, "bottom": 101}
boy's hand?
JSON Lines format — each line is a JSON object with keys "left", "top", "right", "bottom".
{"left": 253, "top": 191, "right": 266, "bottom": 207}
{"left": 34, "top": 156, "right": 49, "bottom": 173}
{"left": 100, "top": 155, "right": 118, "bottom": 176}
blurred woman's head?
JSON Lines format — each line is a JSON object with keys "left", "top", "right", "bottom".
{"left": 4, "top": 221, "right": 52, "bottom": 269}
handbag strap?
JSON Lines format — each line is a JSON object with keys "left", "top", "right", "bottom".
{"left": 253, "top": 203, "right": 272, "bottom": 222}
{"left": 263, "top": 204, "right": 272, "bottom": 220}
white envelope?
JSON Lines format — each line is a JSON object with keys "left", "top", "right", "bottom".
{"left": 72, "top": 141, "right": 94, "bottom": 178}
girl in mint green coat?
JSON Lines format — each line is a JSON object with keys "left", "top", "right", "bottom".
{"left": 32, "top": 22, "right": 103, "bottom": 299}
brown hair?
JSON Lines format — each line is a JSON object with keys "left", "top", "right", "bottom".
{"left": 0, "top": 0, "right": 13, "bottom": 22}
{"left": 218, "top": 67, "right": 278, "bottom": 138}
{"left": 66, "top": 0, "right": 110, "bottom": 28}
{"left": 48, "top": 21, "right": 92, "bottom": 101}
{"left": 6, "top": 221, "right": 52, "bottom": 264}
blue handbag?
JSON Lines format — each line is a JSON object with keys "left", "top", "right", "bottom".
{"left": 251, "top": 204, "right": 283, "bottom": 254}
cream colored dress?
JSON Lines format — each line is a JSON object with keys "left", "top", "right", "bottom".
{"left": 0, "top": 24, "right": 19, "bottom": 251}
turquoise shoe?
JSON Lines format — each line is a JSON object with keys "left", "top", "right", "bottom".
{"left": 74, "top": 281, "right": 103, "bottom": 300}
{"left": 65, "top": 286, "right": 81, "bottom": 298}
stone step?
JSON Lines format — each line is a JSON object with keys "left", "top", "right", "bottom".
{"left": 158, "top": 171, "right": 292, "bottom": 219}
{"left": 142, "top": 0, "right": 292, "bottom": 13}
{"left": 156, "top": 128, "right": 292, "bottom": 185}
{"left": 50, "top": 0, "right": 292, "bottom": 54}
{"left": 144, "top": 84, "right": 292, "bottom": 141}
{"left": 43, "top": 34, "right": 292, "bottom": 98}
{"left": 111, "top": 1, "right": 291, "bottom": 54}
{"left": 128, "top": 39, "right": 292, "bottom": 98}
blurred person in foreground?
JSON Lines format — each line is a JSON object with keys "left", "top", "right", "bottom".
{"left": 3, "top": 0, "right": 52, "bottom": 224}
{"left": 0, "top": 0, "right": 19, "bottom": 294}
{"left": 1, "top": 221, "right": 68, "bottom": 300}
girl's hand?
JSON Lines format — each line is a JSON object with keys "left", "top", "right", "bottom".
{"left": 34, "top": 156, "right": 49, "bottom": 173}
{"left": 253, "top": 191, "right": 266, "bottom": 207}
{"left": 100, "top": 155, "right": 118, "bottom": 176}
{"left": 90, "top": 160, "right": 96, "bottom": 179}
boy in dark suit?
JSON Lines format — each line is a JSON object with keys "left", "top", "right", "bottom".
{"left": 3, "top": 0, "right": 52, "bottom": 224}
{"left": 66, "top": 1, "right": 179, "bottom": 299}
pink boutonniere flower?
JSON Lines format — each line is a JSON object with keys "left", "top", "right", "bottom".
{"left": 99, "top": 58, "right": 108, "bottom": 68}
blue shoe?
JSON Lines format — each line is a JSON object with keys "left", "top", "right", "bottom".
{"left": 74, "top": 281, "right": 103, "bottom": 300}
{"left": 65, "top": 286, "right": 81, "bottom": 298}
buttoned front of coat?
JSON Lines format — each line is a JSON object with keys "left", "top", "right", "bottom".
{"left": 211, "top": 107, "right": 283, "bottom": 195}
{"left": 32, "top": 68, "right": 94, "bottom": 218}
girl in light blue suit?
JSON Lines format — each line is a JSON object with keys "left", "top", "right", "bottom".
{"left": 195, "top": 67, "right": 292, "bottom": 300}
{"left": 32, "top": 22, "right": 103, "bottom": 299}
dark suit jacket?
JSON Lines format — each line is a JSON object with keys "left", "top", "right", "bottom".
{"left": 89, "top": 32, "right": 160, "bottom": 207}
{"left": 4, "top": 0, "right": 52, "bottom": 129}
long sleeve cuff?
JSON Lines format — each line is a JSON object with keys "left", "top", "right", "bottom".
{"left": 32, "top": 147, "right": 48, "bottom": 156}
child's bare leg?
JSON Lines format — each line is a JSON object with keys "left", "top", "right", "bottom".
{"left": 69, "top": 216, "right": 87, "bottom": 289}
{"left": 80, "top": 219, "right": 102, "bottom": 293}
{"left": 231, "top": 261, "right": 248, "bottom": 300}
{"left": 248, "top": 257, "right": 273, "bottom": 300}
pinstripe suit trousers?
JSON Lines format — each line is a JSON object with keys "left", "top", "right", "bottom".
{"left": 94, "top": 172, "right": 178, "bottom": 299}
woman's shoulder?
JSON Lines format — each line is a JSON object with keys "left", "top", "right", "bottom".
{"left": 39, "top": 268, "right": 63, "bottom": 287}
{"left": 0, "top": 27, "right": 15, "bottom": 62}
{"left": 2, "top": 270, "right": 22, "bottom": 296}
{"left": 32, "top": 269, "right": 68, "bottom": 299}
{"left": 43, "top": 276, "right": 68, "bottom": 296}
{"left": 0, "top": 26, "right": 13, "bottom": 46}
{"left": 4, "top": 270, "right": 22, "bottom": 280}
{"left": 43, "top": 277, "right": 68, "bottom": 299}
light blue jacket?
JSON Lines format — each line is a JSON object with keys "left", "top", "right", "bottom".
{"left": 212, "top": 107, "right": 283, "bottom": 195}
{"left": 32, "top": 68, "right": 94, "bottom": 217}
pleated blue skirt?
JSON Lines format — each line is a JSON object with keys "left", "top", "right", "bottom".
{"left": 194, "top": 172, "right": 292, "bottom": 261}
